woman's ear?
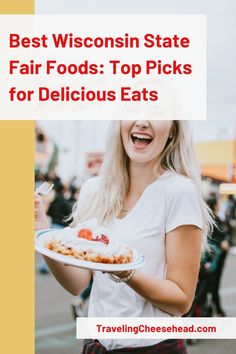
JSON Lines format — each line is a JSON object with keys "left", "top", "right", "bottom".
{"left": 169, "top": 129, "right": 175, "bottom": 139}
{"left": 169, "top": 122, "right": 177, "bottom": 140}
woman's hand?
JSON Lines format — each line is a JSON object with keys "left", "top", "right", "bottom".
{"left": 105, "top": 269, "right": 136, "bottom": 284}
{"left": 35, "top": 193, "right": 49, "bottom": 230}
{"left": 221, "top": 240, "right": 230, "bottom": 251}
{"left": 35, "top": 193, "right": 92, "bottom": 296}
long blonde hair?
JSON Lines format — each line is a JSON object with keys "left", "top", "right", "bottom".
{"left": 71, "top": 121, "right": 213, "bottom": 251}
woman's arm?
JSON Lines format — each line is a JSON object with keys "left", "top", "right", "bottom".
{"left": 35, "top": 194, "right": 92, "bottom": 296}
{"left": 126, "top": 225, "right": 202, "bottom": 316}
{"left": 44, "top": 257, "right": 92, "bottom": 296}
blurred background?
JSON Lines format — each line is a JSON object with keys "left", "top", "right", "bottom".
{"left": 35, "top": 120, "right": 236, "bottom": 354}
{"left": 35, "top": 0, "right": 236, "bottom": 353}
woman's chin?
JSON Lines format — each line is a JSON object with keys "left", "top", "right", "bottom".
{"left": 128, "top": 151, "right": 154, "bottom": 165}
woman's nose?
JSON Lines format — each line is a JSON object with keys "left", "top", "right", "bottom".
{"left": 135, "top": 120, "right": 150, "bottom": 129}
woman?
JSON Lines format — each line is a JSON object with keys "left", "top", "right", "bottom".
{"left": 35, "top": 120, "right": 212, "bottom": 354}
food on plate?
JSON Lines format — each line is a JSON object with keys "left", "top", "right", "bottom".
{"left": 45, "top": 219, "right": 133, "bottom": 264}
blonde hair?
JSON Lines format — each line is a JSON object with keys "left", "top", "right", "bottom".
{"left": 72, "top": 121, "right": 213, "bottom": 252}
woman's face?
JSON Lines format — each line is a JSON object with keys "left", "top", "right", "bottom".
{"left": 121, "top": 120, "right": 173, "bottom": 165}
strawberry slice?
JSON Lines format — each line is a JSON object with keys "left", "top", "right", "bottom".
{"left": 77, "top": 228, "right": 93, "bottom": 240}
{"left": 77, "top": 229, "right": 109, "bottom": 245}
{"left": 101, "top": 234, "right": 109, "bottom": 245}
{"left": 92, "top": 234, "right": 109, "bottom": 245}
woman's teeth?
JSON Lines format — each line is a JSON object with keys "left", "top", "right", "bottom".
{"left": 131, "top": 133, "right": 153, "bottom": 146}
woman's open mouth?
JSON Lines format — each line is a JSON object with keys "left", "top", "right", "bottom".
{"left": 131, "top": 133, "right": 153, "bottom": 147}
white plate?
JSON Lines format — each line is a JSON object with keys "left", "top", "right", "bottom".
{"left": 35, "top": 229, "right": 145, "bottom": 271}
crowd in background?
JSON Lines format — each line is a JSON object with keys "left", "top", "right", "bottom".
{"left": 186, "top": 194, "right": 234, "bottom": 319}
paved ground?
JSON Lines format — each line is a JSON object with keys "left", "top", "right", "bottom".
{"left": 36, "top": 250, "right": 236, "bottom": 354}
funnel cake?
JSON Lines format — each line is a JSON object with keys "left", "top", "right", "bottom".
{"left": 46, "top": 219, "right": 133, "bottom": 264}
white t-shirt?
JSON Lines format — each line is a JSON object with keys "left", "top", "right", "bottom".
{"left": 79, "top": 171, "right": 203, "bottom": 350}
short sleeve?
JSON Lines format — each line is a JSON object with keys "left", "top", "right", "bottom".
{"left": 165, "top": 177, "right": 203, "bottom": 234}
{"left": 79, "top": 177, "right": 100, "bottom": 204}
{"left": 70, "top": 177, "right": 100, "bottom": 226}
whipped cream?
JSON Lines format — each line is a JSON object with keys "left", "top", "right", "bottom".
{"left": 52, "top": 219, "right": 129, "bottom": 257}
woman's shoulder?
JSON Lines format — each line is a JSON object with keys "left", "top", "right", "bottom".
{"left": 79, "top": 176, "right": 101, "bottom": 198}
{"left": 162, "top": 172, "right": 198, "bottom": 197}
{"left": 81, "top": 176, "right": 101, "bottom": 190}
{"left": 164, "top": 171, "right": 194, "bottom": 184}
{"left": 163, "top": 172, "right": 203, "bottom": 233}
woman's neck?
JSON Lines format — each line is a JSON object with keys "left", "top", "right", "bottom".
{"left": 118, "top": 161, "right": 163, "bottom": 218}
{"left": 128, "top": 160, "right": 163, "bottom": 197}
